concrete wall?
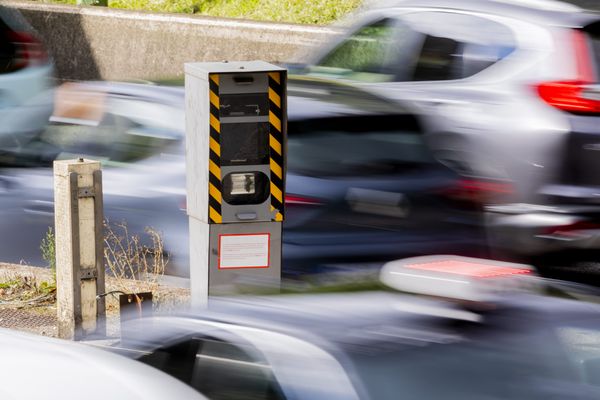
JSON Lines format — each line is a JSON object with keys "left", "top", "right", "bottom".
{"left": 4, "top": 1, "right": 339, "bottom": 81}
{"left": 6, "top": 0, "right": 600, "bottom": 81}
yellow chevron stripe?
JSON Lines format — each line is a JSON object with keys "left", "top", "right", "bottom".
{"left": 210, "top": 137, "right": 221, "bottom": 157}
{"left": 269, "top": 111, "right": 281, "bottom": 132}
{"left": 270, "top": 158, "right": 282, "bottom": 179}
{"left": 209, "top": 159, "right": 221, "bottom": 179}
{"left": 209, "top": 182, "right": 222, "bottom": 203}
{"left": 269, "top": 134, "right": 282, "bottom": 156}
{"left": 268, "top": 87, "right": 280, "bottom": 108}
{"left": 268, "top": 72, "right": 280, "bottom": 84}
{"left": 209, "top": 206, "right": 222, "bottom": 223}
{"left": 270, "top": 205, "right": 283, "bottom": 221}
{"left": 210, "top": 90, "right": 219, "bottom": 108}
{"left": 210, "top": 114, "right": 220, "bottom": 133}
{"left": 270, "top": 182, "right": 283, "bottom": 203}
{"left": 210, "top": 74, "right": 219, "bottom": 85}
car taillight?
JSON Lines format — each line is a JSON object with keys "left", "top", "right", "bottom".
{"left": 7, "top": 31, "right": 48, "bottom": 69}
{"left": 380, "top": 255, "right": 537, "bottom": 304}
{"left": 441, "top": 178, "right": 513, "bottom": 206}
{"left": 542, "top": 220, "right": 600, "bottom": 236}
{"left": 285, "top": 194, "right": 323, "bottom": 206}
{"left": 536, "top": 80, "right": 600, "bottom": 113}
{"left": 535, "top": 29, "right": 600, "bottom": 114}
{"left": 405, "top": 259, "right": 531, "bottom": 279}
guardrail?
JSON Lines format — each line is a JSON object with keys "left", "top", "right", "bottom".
{"left": 4, "top": 0, "right": 340, "bottom": 81}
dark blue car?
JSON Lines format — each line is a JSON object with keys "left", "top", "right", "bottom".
{"left": 0, "top": 79, "right": 489, "bottom": 276}
{"left": 283, "top": 78, "right": 490, "bottom": 274}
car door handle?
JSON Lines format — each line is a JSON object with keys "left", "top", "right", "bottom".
{"left": 346, "top": 188, "right": 410, "bottom": 218}
{"left": 23, "top": 200, "right": 54, "bottom": 217}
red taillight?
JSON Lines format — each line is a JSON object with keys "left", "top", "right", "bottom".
{"left": 535, "top": 30, "right": 600, "bottom": 113}
{"left": 536, "top": 80, "right": 600, "bottom": 113}
{"left": 542, "top": 220, "right": 600, "bottom": 236}
{"left": 7, "top": 31, "right": 48, "bottom": 69}
{"left": 441, "top": 178, "right": 513, "bottom": 206}
{"left": 285, "top": 194, "right": 322, "bottom": 206}
{"left": 406, "top": 260, "right": 531, "bottom": 279}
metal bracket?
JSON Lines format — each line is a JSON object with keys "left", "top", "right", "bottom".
{"left": 78, "top": 186, "right": 95, "bottom": 198}
{"left": 80, "top": 268, "right": 98, "bottom": 280}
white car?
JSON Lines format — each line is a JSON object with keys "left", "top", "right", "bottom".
{"left": 0, "top": 327, "right": 207, "bottom": 400}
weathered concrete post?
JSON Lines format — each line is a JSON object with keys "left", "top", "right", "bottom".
{"left": 54, "top": 159, "right": 106, "bottom": 340}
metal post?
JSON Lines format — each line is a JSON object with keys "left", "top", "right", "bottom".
{"left": 54, "top": 159, "right": 106, "bottom": 340}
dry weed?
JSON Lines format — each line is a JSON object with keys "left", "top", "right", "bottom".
{"left": 103, "top": 220, "right": 169, "bottom": 296}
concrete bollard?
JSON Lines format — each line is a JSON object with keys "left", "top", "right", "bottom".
{"left": 54, "top": 159, "right": 106, "bottom": 340}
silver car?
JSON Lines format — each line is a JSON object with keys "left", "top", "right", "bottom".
{"left": 293, "top": 0, "right": 600, "bottom": 262}
{"left": 116, "top": 258, "right": 600, "bottom": 400}
{"left": 0, "top": 81, "right": 189, "bottom": 275}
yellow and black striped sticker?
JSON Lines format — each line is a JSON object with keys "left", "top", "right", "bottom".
{"left": 268, "top": 72, "right": 285, "bottom": 222}
{"left": 208, "top": 74, "right": 223, "bottom": 224}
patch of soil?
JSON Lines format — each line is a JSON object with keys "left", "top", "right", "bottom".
{"left": 0, "top": 263, "right": 190, "bottom": 338}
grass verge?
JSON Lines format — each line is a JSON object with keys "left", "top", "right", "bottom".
{"left": 33, "top": 0, "right": 363, "bottom": 25}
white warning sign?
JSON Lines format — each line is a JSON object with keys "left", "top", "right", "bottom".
{"left": 219, "top": 233, "right": 270, "bottom": 269}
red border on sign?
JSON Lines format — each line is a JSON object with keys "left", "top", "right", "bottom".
{"left": 218, "top": 233, "right": 271, "bottom": 269}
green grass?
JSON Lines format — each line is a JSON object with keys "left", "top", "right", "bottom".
{"left": 39, "top": 0, "right": 364, "bottom": 25}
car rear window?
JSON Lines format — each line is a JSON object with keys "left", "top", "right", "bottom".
{"left": 403, "top": 12, "right": 517, "bottom": 81}
{"left": 314, "top": 18, "right": 399, "bottom": 83}
{"left": 287, "top": 114, "right": 431, "bottom": 177}
{"left": 0, "top": 96, "right": 184, "bottom": 168}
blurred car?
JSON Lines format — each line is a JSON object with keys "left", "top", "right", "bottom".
{"left": 284, "top": 79, "right": 490, "bottom": 273}
{"left": 291, "top": 0, "right": 600, "bottom": 263}
{"left": 0, "top": 81, "right": 189, "bottom": 275}
{"left": 114, "top": 257, "right": 600, "bottom": 400}
{"left": 0, "top": 5, "right": 54, "bottom": 137}
{"left": 0, "top": 327, "right": 206, "bottom": 400}
{"left": 0, "top": 79, "right": 489, "bottom": 277}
